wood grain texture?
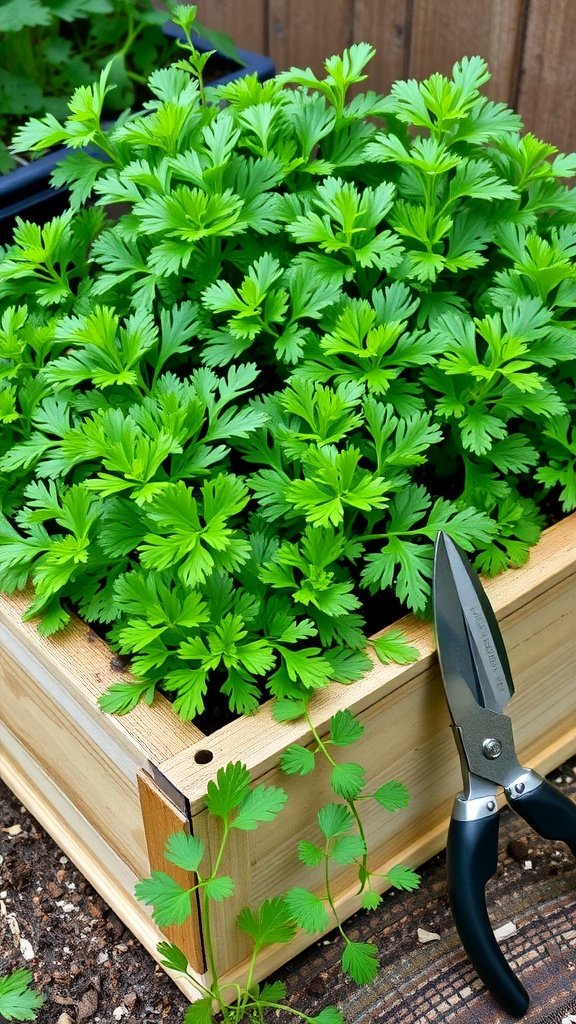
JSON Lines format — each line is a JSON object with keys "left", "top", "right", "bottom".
{"left": 164, "top": 0, "right": 268, "bottom": 53}
{"left": 0, "top": 592, "right": 203, "bottom": 766}
{"left": 0, "top": 617, "right": 150, "bottom": 877}
{"left": 137, "top": 771, "right": 205, "bottom": 973}
{"left": 408, "top": 0, "right": 526, "bottom": 104}
{"left": 352, "top": 0, "right": 410, "bottom": 93}
{"left": 517, "top": 0, "right": 576, "bottom": 151}
{"left": 268, "top": 0, "right": 352, "bottom": 73}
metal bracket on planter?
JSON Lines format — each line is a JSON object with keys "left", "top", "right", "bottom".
{"left": 149, "top": 761, "right": 192, "bottom": 824}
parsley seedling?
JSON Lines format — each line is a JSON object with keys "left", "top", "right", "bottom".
{"left": 136, "top": 761, "right": 346, "bottom": 1023}
{"left": 0, "top": 970, "right": 45, "bottom": 1022}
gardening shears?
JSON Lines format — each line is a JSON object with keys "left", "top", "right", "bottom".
{"left": 433, "top": 531, "right": 576, "bottom": 1018}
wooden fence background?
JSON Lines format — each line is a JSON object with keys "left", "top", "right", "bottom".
{"left": 192, "top": 0, "right": 576, "bottom": 154}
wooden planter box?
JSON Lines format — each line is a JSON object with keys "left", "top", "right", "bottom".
{"left": 1, "top": 513, "right": 575, "bottom": 999}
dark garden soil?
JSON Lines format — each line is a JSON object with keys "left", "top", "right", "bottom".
{"left": 0, "top": 776, "right": 189, "bottom": 1024}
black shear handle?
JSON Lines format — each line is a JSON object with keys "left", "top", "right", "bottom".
{"left": 447, "top": 813, "right": 529, "bottom": 1018}
{"left": 507, "top": 778, "right": 576, "bottom": 858}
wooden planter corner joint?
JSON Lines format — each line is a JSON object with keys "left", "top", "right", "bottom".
{"left": 0, "top": 514, "right": 575, "bottom": 999}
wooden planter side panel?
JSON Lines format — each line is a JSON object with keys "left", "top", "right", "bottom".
{"left": 0, "top": 591, "right": 203, "bottom": 767}
{"left": 0, "top": 616, "right": 151, "bottom": 877}
{"left": 196, "top": 566, "right": 576, "bottom": 987}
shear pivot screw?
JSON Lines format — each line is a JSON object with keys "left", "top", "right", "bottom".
{"left": 486, "top": 800, "right": 496, "bottom": 812}
{"left": 515, "top": 782, "right": 525, "bottom": 795}
{"left": 483, "top": 738, "right": 503, "bottom": 760}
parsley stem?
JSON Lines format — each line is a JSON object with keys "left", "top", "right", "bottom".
{"left": 305, "top": 709, "right": 336, "bottom": 767}
{"left": 199, "top": 820, "right": 231, "bottom": 1018}
{"left": 324, "top": 846, "right": 348, "bottom": 942}
{"left": 256, "top": 1002, "right": 334, "bottom": 1024}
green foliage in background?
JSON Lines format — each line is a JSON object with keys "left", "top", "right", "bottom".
{"left": 0, "top": 0, "right": 240, "bottom": 172}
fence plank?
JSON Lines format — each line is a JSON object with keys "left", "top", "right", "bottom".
{"left": 268, "top": 0, "right": 352, "bottom": 73}
{"left": 409, "top": 0, "right": 526, "bottom": 104}
{"left": 352, "top": 0, "right": 410, "bottom": 94}
{"left": 518, "top": 0, "right": 576, "bottom": 152}
{"left": 195, "top": 0, "right": 268, "bottom": 54}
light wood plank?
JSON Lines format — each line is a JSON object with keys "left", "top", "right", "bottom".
{"left": 409, "top": 0, "right": 526, "bottom": 104}
{"left": 0, "top": 591, "right": 203, "bottom": 766}
{"left": 268, "top": 0, "right": 352, "bottom": 74}
{"left": 517, "top": 0, "right": 576, "bottom": 152}
{"left": 0, "top": 617, "right": 150, "bottom": 877}
{"left": 138, "top": 771, "right": 205, "bottom": 973}
{"left": 353, "top": 0, "right": 410, "bottom": 93}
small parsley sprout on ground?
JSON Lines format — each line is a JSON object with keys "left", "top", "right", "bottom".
{"left": 0, "top": 970, "right": 45, "bottom": 1022}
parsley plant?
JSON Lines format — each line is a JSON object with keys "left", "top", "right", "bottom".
{"left": 136, "top": 753, "right": 416, "bottom": 1015}
{"left": 276, "top": 699, "right": 419, "bottom": 985}
{"left": 136, "top": 760, "right": 345, "bottom": 1023}
{"left": 0, "top": 40, "right": 575, "bottom": 722}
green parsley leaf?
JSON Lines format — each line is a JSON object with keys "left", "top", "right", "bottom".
{"left": 372, "top": 780, "right": 410, "bottom": 811}
{"left": 311, "top": 1009, "right": 345, "bottom": 1024}
{"left": 237, "top": 896, "right": 297, "bottom": 947}
{"left": 330, "top": 762, "right": 366, "bottom": 799}
{"left": 183, "top": 997, "right": 214, "bottom": 1024}
{"left": 371, "top": 630, "right": 420, "bottom": 665}
{"left": 317, "top": 803, "right": 354, "bottom": 840}
{"left": 231, "top": 784, "right": 288, "bottom": 830}
{"left": 386, "top": 864, "right": 421, "bottom": 891}
{"left": 0, "top": 970, "right": 45, "bottom": 1022}
{"left": 134, "top": 871, "right": 193, "bottom": 927}
{"left": 284, "top": 887, "right": 329, "bottom": 934}
{"left": 164, "top": 832, "right": 205, "bottom": 874}
{"left": 205, "top": 762, "right": 251, "bottom": 821}
{"left": 341, "top": 941, "right": 379, "bottom": 984}
{"left": 329, "top": 709, "right": 364, "bottom": 746}
{"left": 361, "top": 890, "right": 383, "bottom": 911}
{"left": 157, "top": 941, "right": 189, "bottom": 974}
{"left": 204, "top": 876, "right": 235, "bottom": 901}
{"left": 280, "top": 744, "right": 316, "bottom": 776}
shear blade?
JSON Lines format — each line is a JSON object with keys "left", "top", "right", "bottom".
{"left": 433, "top": 532, "right": 514, "bottom": 719}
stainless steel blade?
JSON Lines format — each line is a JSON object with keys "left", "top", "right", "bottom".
{"left": 433, "top": 532, "right": 514, "bottom": 717}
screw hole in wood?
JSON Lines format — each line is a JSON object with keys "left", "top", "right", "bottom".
{"left": 194, "top": 749, "right": 214, "bottom": 764}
